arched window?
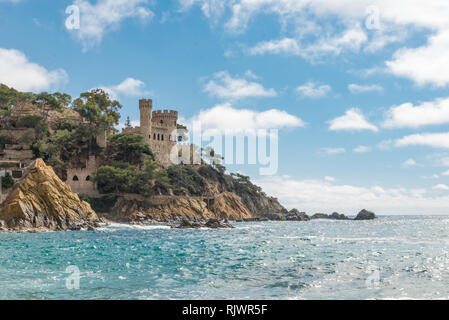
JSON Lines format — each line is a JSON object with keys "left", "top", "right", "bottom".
{"left": 160, "top": 120, "right": 163, "bottom": 124}
{"left": 72, "top": 176, "right": 79, "bottom": 181}
{"left": 86, "top": 176, "right": 90, "bottom": 181}
{"left": 157, "top": 134, "right": 160, "bottom": 140}
{"left": 161, "top": 135, "right": 164, "bottom": 141}
{"left": 169, "top": 135, "right": 172, "bottom": 141}
{"left": 153, "top": 133, "right": 156, "bottom": 140}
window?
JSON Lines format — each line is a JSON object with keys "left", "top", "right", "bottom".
{"left": 72, "top": 176, "right": 79, "bottom": 181}
{"left": 12, "top": 170, "right": 22, "bottom": 179}
{"left": 86, "top": 176, "right": 90, "bottom": 181}
{"left": 160, "top": 120, "right": 163, "bottom": 124}
{"left": 161, "top": 135, "right": 164, "bottom": 141}
{"left": 153, "top": 133, "right": 156, "bottom": 140}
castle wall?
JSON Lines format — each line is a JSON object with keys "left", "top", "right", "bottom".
{"left": 65, "top": 156, "right": 99, "bottom": 196}
{"left": 149, "top": 140, "right": 177, "bottom": 168}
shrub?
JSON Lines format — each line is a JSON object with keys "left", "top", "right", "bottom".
{"left": 16, "top": 115, "right": 43, "bottom": 128}
{"left": 167, "top": 165, "right": 205, "bottom": 196}
{"left": 1, "top": 174, "right": 14, "bottom": 189}
{"left": 80, "top": 194, "right": 118, "bottom": 213}
{"left": 0, "top": 133, "right": 14, "bottom": 147}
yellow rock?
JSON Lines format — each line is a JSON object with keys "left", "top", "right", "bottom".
{"left": 0, "top": 159, "right": 99, "bottom": 232}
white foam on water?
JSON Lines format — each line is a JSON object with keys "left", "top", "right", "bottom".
{"left": 98, "top": 223, "right": 171, "bottom": 232}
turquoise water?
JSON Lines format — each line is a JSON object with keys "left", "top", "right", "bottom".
{"left": 1, "top": 216, "right": 449, "bottom": 300}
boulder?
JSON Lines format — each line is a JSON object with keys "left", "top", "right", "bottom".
{"left": 0, "top": 159, "right": 99, "bottom": 232}
{"left": 173, "top": 218, "right": 234, "bottom": 229}
{"left": 311, "top": 213, "right": 330, "bottom": 220}
{"left": 286, "top": 209, "right": 310, "bottom": 221}
{"left": 329, "top": 212, "right": 350, "bottom": 220}
{"left": 355, "top": 209, "right": 376, "bottom": 220}
{"left": 204, "top": 218, "right": 235, "bottom": 229}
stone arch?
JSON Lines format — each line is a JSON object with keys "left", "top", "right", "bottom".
{"left": 72, "top": 176, "right": 79, "bottom": 181}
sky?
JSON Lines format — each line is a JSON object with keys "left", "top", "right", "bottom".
{"left": 2, "top": 0, "right": 449, "bottom": 214}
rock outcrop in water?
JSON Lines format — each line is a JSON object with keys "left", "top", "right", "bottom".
{"left": 0, "top": 159, "right": 100, "bottom": 232}
{"left": 310, "top": 212, "right": 350, "bottom": 220}
{"left": 172, "top": 218, "right": 235, "bottom": 229}
{"left": 354, "top": 209, "right": 376, "bottom": 220}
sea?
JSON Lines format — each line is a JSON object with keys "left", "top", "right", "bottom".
{"left": 1, "top": 215, "right": 449, "bottom": 300}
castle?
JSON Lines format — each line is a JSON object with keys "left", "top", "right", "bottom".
{"left": 65, "top": 99, "right": 185, "bottom": 196}
{"left": 122, "top": 99, "right": 179, "bottom": 167}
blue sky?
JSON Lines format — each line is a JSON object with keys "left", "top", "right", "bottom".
{"left": 2, "top": 0, "right": 449, "bottom": 214}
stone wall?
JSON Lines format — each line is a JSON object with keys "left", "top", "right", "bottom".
{"left": 65, "top": 156, "right": 100, "bottom": 196}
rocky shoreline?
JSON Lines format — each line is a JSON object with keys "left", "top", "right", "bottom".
{"left": 0, "top": 158, "right": 377, "bottom": 233}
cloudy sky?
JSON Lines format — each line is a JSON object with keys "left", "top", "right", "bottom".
{"left": 2, "top": 0, "right": 449, "bottom": 214}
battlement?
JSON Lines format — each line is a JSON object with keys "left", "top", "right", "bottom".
{"left": 151, "top": 110, "right": 178, "bottom": 127}
{"left": 152, "top": 110, "right": 178, "bottom": 118}
{"left": 139, "top": 99, "right": 153, "bottom": 109}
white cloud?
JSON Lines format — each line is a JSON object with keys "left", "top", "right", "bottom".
{"left": 0, "top": 48, "right": 68, "bottom": 92}
{"left": 383, "top": 97, "right": 449, "bottom": 129}
{"left": 204, "top": 71, "right": 277, "bottom": 100}
{"left": 402, "top": 158, "right": 417, "bottom": 167}
{"left": 96, "top": 77, "right": 150, "bottom": 100}
{"left": 395, "top": 132, "right": 449, "bottom": 149}
{"left": 325, "top": 176, "right": 336, "bottom": 182}
{"left": 432, "top": 184, "right": 449, "bottom": 191}
{"left": 182, "top": 1, "right": 449, "bottom": 83}
{"left": 70, "top": 0, "right": 154, "bottom": 51}
{"left": 348, "top": 83, "right": 383, "bottom": 94}
{"left": 187, "top": 103, "right": 305, "bottom": 135}
{"left": 249, "top": 25, "right": 368, "bottom": 61}
{"left": 296, "top": 82, "right": 331, "bottom": 98}
{"left": 328, "top": 108, "right": 378, "bottom": 132}
{"left": 386, "top": 30, "right": 449, "bottom": 87}
{"left": 255, "top": 175, "right": 449, "bottom": 215}
{"left": 422, "top": 174, "right": 440, "bottom": 180}
{"left": 321, "top": 148, "right": 346, "bottom": 155}
{"left": 353, "top": 145, "right": 371, "bottom": 153}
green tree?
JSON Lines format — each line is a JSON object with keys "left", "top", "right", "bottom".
{"left": 106, "top": 133, "right": 154, "bottom": 166}
{"left": 0, "top": 84, "right": 33, "bottom": 129}
{"left": 72, "top": 89, "right": 121, "bottom": 151}
{"left": 32, "top": 92, "right": 71, "bottom": 122}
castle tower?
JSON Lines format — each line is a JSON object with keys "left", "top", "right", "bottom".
{"left": 139, "top": 99, "right": 152, "bottom": 144}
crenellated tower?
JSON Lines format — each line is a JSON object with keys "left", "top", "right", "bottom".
{"left": 139, "top": 99, "right": 152, "bottom": 144}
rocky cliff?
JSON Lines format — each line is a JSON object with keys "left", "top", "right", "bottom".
{"left": 102, "top": 191, "right": 252, "bottom": 223}
{"left": 0, "top": 159, "right": 99, "bottom": 232}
